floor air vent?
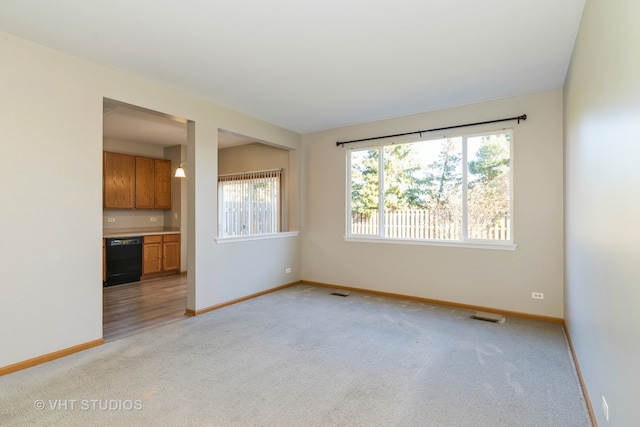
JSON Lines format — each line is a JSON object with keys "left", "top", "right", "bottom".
{"left": 471, "top": 311, "right": 505, "bottom": 324}
{"left": 330, "top": 291, "right": 350, "bottom": 297}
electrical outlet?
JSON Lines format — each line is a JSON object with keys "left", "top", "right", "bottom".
{"left": 107, "top": 218, "right": 116, "bottom": 223}
{"left": 173, "top": 213, "right": 178, "bottom": 220}
{"left": 531, "top": 292, "right": 544, "bottom": 299}
{"left": 602, "top": 396, "right": 609, "bottom": 422}
{"left": 150, "top": 217, "right": 157, "bottom": 222}
{"left": 285, "top": 268, "right": 291, "bottom": 274}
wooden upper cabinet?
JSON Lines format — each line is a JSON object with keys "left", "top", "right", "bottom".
{"left": 104, "top": 152, "right": 171, "bottom": 210}
{"left": 134, "top": 156, "right": 171, "bottom": 210}
{"left": 135, "top": 156, "right": 155, "bottom": 209}
{"left": 103, "top": 152, "right": 135, "bottom": 209}
{"left": 153, "top": 159, "right": 172, "bottom": 210}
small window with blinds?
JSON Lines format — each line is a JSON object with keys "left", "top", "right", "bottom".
{"left": 218, "top": 169, "right": 282, "bottom": 238}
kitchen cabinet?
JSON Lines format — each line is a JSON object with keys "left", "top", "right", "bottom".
{"left": 104, "top": 151, "right": 172, "bottom": 210}
{"left": 161, "top": 233, "right": 180, "bottom": 271}
{"left": 142, "top": 234, "right": 180, "bottom": 277}
{"left": 135, "top": 156, "right": 172, "bottom": 210}
{"left": 153, "top": 158, "right": 172, "bottom": 209}
{"left": 142, "top": 235, "right": 163, "bottom": 275}
{"left": 103, "top": 152, "right": 135, "bottom": 209}
{"left": 135, "top": 156, "right": 155, "bottom": 209}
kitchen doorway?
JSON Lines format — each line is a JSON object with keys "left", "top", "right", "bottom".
{"left": 102, "top": 98, "right": 189, "bottom": 341}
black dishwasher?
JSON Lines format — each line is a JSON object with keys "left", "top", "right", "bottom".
{"left": 105, "top": 237, "right": 143, "bottom": 286}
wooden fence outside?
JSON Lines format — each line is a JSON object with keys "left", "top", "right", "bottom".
{"left": 351, "top": 210, "right": 510, "bottom": 241}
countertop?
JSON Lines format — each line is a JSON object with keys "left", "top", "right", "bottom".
{"left": 103, "top": 227, "right": 181, "bottom": 238}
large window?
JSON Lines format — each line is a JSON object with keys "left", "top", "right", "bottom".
{"left": 348, "top": 130, "right": 512, "bottom": 245}
{"left": 218, "top": 169, "right": 281, "bottom": 238}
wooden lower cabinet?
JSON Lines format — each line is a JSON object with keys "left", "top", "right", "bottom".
{"left": 142, "top": 235, "right": 163, "bottom": 275}
{"left": 142, "top": 234, "right": 180, "bottom": 278}
{"left": 162, "top": 234, "right": 180, "bottom": 271}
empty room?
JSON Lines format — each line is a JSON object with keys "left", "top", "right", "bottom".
{"left": 0, "top": 1, "right": 637, "bottom": 426}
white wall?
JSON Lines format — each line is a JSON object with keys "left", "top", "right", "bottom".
{"left": 0, "top": 31, "right": 301, "bottom": 368}
{"left": 564, "top": 0, "right": 640, "bottom": 425}
{"left": 219, "top": 143, "right": 290, "bottom": 175}
{"left": 164, "top": 144, "right": 188, "bottom": 272}
{"left": 163, "top": 144, "right": 184, "bottom": 230}
{"left": 301, "top": 90, "right": 564, "bottom": 318}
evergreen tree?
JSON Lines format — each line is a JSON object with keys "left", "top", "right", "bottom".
{"left": 383, "top": 144, "right": 423, "bottom": 210}
{"left": 351, "top": 144, "right": 425, "bottom": 216}
{"left": 351, "top": 149, "right": 379, "bottom": 216}
{"left": 423, "top": 138, "right": 462, "bottom": 211}
{"left": 467, "top": 133, "right": 510, "bottom": 233}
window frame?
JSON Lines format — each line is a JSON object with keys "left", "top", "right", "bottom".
{"left": 217, "top": 169, "right": 282, "bottom": 239}
{"left": 345, "top": 129, "right": 516, "bottom": 250}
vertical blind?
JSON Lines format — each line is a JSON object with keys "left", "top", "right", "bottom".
{"left": 218, "top": 169, "right": 282, "bottom": 237}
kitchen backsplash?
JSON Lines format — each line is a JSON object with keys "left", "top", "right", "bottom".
{"left": 103, "top": 210, "right": 169, "bottom": 229}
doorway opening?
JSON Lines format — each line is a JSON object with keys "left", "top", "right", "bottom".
{"left": 102, "top": 98, "right": 190, "bottom": 341}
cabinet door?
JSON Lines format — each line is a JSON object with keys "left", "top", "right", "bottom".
{"left": 154, "top": 159, "right": 172, "bottom": 210}
{"left": 135, "top": 156, "right": 155, "bottom": 209}
{"left": 142, "top": 236, "right": 163, "bottom": 275}
{"left": 162, "top": 235, "right": 180, "bottom": 271}
{"left": 103, "top": 152, "right": 135, "bottom": 209}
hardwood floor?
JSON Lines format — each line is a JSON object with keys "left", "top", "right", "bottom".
{"left": 103, "top": 274, "right": 188, "bottom": 342}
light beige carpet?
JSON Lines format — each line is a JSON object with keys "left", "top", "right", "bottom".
{"left": 0, "top": 284, "right": 591, "bottom": 426}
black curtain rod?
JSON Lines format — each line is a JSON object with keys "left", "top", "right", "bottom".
{"left": 336, "top": 114, "right": 527, "bottom": 147}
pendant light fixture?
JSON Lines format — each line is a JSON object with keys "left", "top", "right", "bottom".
{"left": 175, "top": 161, "right": 187, "bottom": 178}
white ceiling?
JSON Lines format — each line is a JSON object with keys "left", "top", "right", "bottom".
{"left": 0, "top": 0, "right": 585, "bottom": 135}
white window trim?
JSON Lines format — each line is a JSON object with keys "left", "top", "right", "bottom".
{"left": 215, "top": 231, "right": 299, "bottom": 244}
{"left": 343, "top": 235, "right": 516, "bottom": 251}
{"left": 345, "top": 128, "right": 515, "bottom": 248}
